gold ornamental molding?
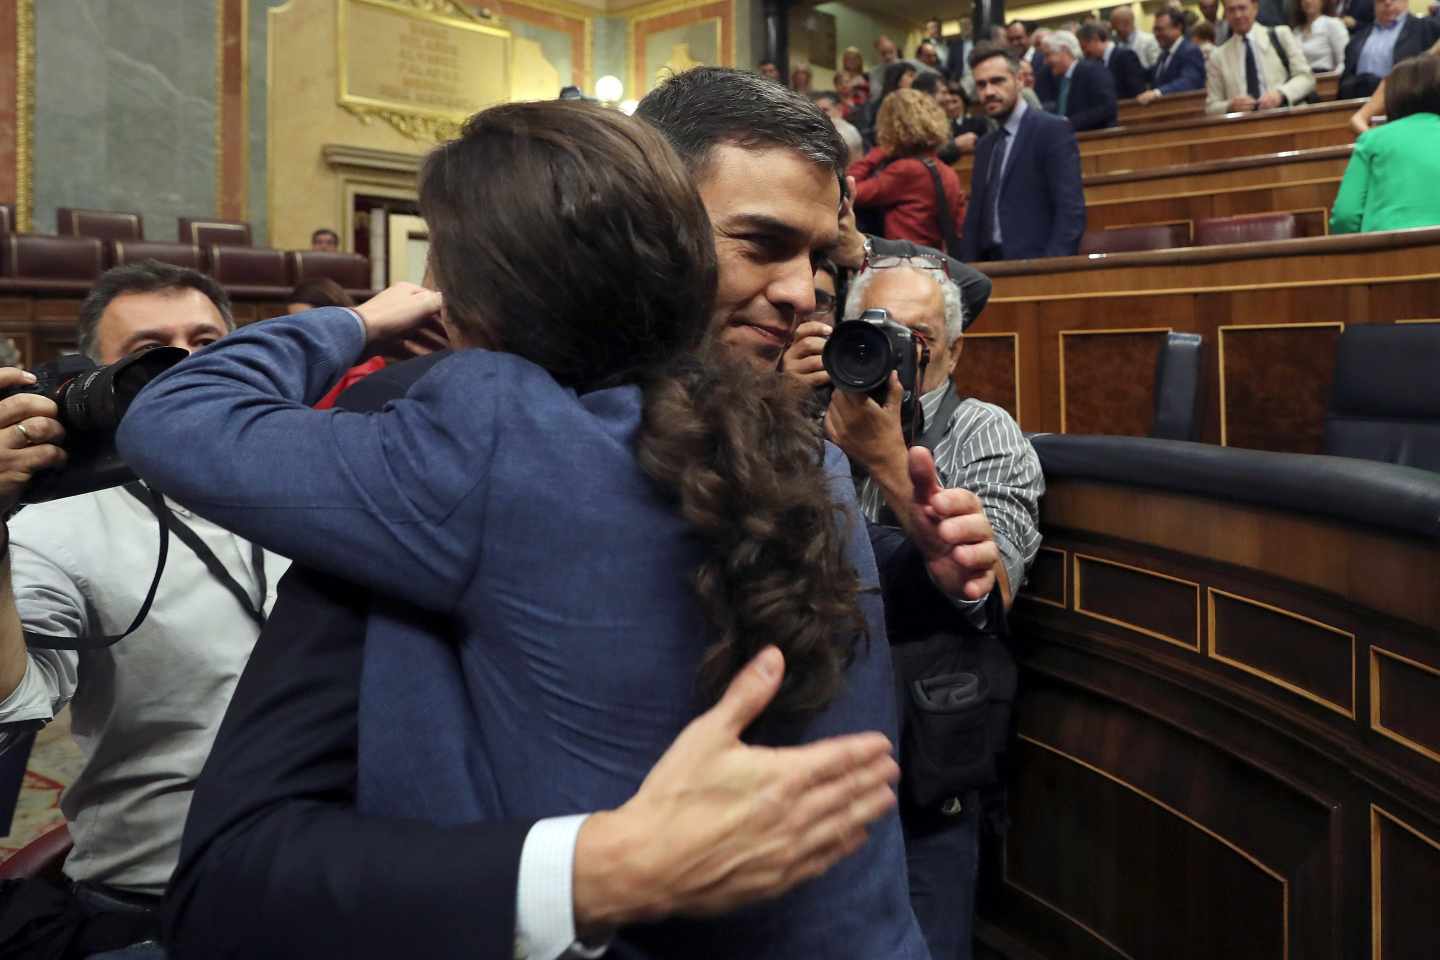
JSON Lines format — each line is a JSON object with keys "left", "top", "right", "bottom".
{"left": 15, "top": 0, "right": 34, "bottom": 232}
{"left": 338, "top": 105, "right": 461, "bottom": 143}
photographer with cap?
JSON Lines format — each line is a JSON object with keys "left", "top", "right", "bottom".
{"left": 783, "top": 253, "right": 1042, "bottom": 960}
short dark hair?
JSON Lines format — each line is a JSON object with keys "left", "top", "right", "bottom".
{"left": 1154, "top": 8, "right": 1183, "bottom": 29}
{"left": 288, "top": 277, "right": 355, "bottom": 309}
{"left": 810, "top": 89, "right": 840, "bottom": 107}
{"left": 77, "top": 260, "right": 234, "bottom": 360}
{"left": 912, "top": 72, "right": 944, "bottom": 96}
{"left": 1077, "top": 22, "right": 1110, "bottom": 43}
{"left": 311, "top": 227, "right": 339, "bottom": 244}
{"left": 970, "top": 43, "right": 1020, "bottom": 73}
{"left": 1384, "top": 54, "right": 1440, "bottom": 120}
{"left": 635, "top": 67, "right": 847, "bottom": 186}
{"left": 947, "top": 78, "right": 972, "bottom": 105}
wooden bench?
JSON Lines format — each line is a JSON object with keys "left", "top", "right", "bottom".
{"left": 1114, "top": 69, "right": 1341, "bottom": 125}
{"left": 952, "top": 227, "right": 1440, "bottom": 454}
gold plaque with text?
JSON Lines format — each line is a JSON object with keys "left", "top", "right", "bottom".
{"left": 339, "top": 0, "right": 511, "bottom": 140}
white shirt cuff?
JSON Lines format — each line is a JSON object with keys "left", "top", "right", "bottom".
{"left": 514, "top": 814, "right": 609, "bottom": 960}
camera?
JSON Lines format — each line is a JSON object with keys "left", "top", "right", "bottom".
{"left": 822, "top": 308, "right": 929, "bottom": 442}
{"left": 1, "top": 347, "right": 186, "bottom": 503}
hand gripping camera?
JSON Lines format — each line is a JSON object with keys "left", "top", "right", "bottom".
{"left": 0, "top": 347, "right": 187, "bottom": 503}
{"left": 821, "top": 308, "right": 930, "bottom": 443}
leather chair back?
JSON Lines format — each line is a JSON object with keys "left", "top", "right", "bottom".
{"left": 1080, "top": 222, "right": 1190, "bottom": 255}
{"left": 0, "top": 203, "right": 13, "bottom": 235}
{"left": 1193, "top": 213, "right": 1297, "bottom": 246}
{"left": 0, "top": 822, "right": 72, "bottom": 882}
{"left": 57, "top": 207, "right": 144, "bottom": 243}
{"left": 111, "top": 240, "right": 203, "bottom": 271}
{"left": 207, "top": 245, "right": 288, "bottom": 291}
{"left": 287, "top": 250, "right": 370, "bottom": 291}
{"left": 2, "top": 234, "right": 105, "bottom": 281}
{"left": 1323, "top": 324, "right": 1440, "bottom": 472}
{"left": 1151, "top": 332, "right": 1204, "bottom": 441}
{"left": 178, "top": 217, "right": 252, "bottom": 249}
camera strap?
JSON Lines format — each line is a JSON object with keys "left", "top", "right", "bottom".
{"left": 21, "top": 483, "right": 266, "bottom": 651}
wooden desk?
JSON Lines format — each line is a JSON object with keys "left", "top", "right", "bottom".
{"left": 978, "top": 439, "right": 1440, "bottom": 960}
{"left": 1114, "top": 70, "right": 1342, "bottom": 125}
{"left": 953, "top": 228, "right": 1440, "bottom": 453}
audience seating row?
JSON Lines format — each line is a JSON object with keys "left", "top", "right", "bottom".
{"left": 1080, "top": 211, "right": 1325, "bottom": 255}
{"left": 0, "top": 232, "right": 369, "bottom": 297}
{"left": 1113, "top": 70, "right": 1342, "bottom": 126}
{"left": 53, "top": 208, "right": 253, "bottom": 248}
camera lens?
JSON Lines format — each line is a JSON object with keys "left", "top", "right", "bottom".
{"left": 823, "top": 321, "right": 894, "bottom": 394}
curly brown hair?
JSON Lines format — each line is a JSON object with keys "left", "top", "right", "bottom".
{"left": 420, "top": 100, "right": 864, "bottom": 723}
{"left": 876, "top": 88, "right": 951, "bottom": 157}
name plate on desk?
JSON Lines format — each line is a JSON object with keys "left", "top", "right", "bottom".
{"left": 338, "top": 0, "right": 510, "bottom": 140}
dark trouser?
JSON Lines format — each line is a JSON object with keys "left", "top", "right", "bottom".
{"left": 1339, "top": 71, "right": 1381, "bottom": 101}
{"left": 902, "top": 790, "right": 981, "bottom": 960}
{"left": 976, "top": 243, "right": 1004, "bottom": 263}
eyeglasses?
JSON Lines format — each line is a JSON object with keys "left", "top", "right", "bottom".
{"left": 868, "top": 253, "right": 954, "bottom": 283}
{"left": 811, "top": 289, "right": 837, "bottom": 318}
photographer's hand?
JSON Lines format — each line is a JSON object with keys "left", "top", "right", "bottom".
{"left": 779, "top": 320, "right": 832, "bottom": 388}
{"left": 902, "top": 447, "right": 1007, "bottom": 605}
{"left": 0, "top": 368, "right": 66, "bottom": 516}
{"left": 355, "top": 283, "right": 445, "bottom": 348}
{"left": 824, "top": 373, "right": 909, "bottom": 494}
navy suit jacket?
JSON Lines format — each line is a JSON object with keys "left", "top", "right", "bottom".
{"left": 1344, "top": 15, "right": 1440, "bottom": 79}
{"left": 1036, "top": 59, "right": 1118, "bottom": 130}
{"left": 1151, "top": 38, "right": 1207, "bottom": 94}
{"left": 959, "top": 105, "right": 1086, "bottom": 261}
{"left": 1106, "top": 46, "right": 1149, "bottom": 98}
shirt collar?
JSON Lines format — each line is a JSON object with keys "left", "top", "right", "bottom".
{"left": 1003, "top": 96, "right": 1028, "bottom": 134}
{"left": 1102, "top": 42, "right": 1114, "bottom": 65}
{"left": 920, "top": 381, "right": 953, "bottom": 419}
{"left": 1375, "top": 12, "right": 1406, "bottom": 32}
{"left": 1064, "top": 60, "right": 1078, "bottom": 79}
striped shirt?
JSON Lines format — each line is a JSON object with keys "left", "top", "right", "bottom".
{"left": 860, "top": 383, "right": 1045, "bottom": 594}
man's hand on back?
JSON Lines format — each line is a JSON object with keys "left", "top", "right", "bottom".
{"left": 570, "top": 646, "right": 899, "bottom": 935}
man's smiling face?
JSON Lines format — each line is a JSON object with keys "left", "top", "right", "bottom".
{"left": 696, "top": 144, "right": 841, "bottom": 369}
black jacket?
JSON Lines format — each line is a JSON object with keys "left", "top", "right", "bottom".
{"left": 1105, "top": 46, "right": 1149, "bottom": 98}
{"left": 1035, "top": 59, "right": 1119, "bottom": 131}
{"left": 1343, "top": 14, "right": 1440, "bottom": 80}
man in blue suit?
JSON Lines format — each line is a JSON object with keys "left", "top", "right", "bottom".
{"left": 1136, "top": 9, "right": 1208, "bottom": 104}
{"left": 960, "top": 46, "right": 1087, "bottom": 262}
{"left": 1078, "top": 22, "right": 1149, "bottom": 99}
{"left": 1035, "top": 29, "right": 1119, "bottom": 130}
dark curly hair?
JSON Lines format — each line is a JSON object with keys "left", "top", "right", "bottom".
{"left": 420, "top": 101, "right": 863, "bottom": 722}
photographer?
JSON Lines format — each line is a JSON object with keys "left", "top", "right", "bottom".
{"left": 782, "top": 256, "right": 1042, "bottom": 960}
{"left": 0, "top": 261, "right": 289, "bottom": 955}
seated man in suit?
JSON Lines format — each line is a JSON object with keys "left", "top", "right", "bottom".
{"left": 1110, "top": 6, "right": 1164, "bottom": 68}
{"left": 1036, "top": 29, "right": 1120, "bottom": 130}
{"left": 1138, "top": 9, "right": 1210, "bottom": 103}
{"left": 960, "top": 46, "right": 1087, "bottom": 262}
{"left": 1078, "top": 22, "right": 1150, "bottom": 98}
{"left": 1206, "top": 0, "right": 1315, "bottom": 112}
{"left": 1339, "top": 0, "right": 1440, "bottom": 97}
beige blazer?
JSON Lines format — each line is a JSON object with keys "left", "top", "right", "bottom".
{"left": 1205, "top": 25, "right": 1315, "bottom": 113}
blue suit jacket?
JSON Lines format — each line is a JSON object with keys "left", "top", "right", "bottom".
{"left": 1106, "top": 46, "right": 1149, "bottom": 98}
{"left": 119, "top": 311, "right": 930, "bottom": 960}
{"left": 1036, "top": 59, "right": 1118, "bottom": 131}
{"left": 1151, "top": 38, "right": 1207, "bottom": 94}
{"left": 960, "top": 105, "right": 1087, "bottom": 261}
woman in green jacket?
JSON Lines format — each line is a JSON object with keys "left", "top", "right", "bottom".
{"left": 1331, "top": 55, "right": 1440, "bottom": 234}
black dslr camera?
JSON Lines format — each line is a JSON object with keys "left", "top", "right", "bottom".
{"left": 0, "top": 347, "right": 186, "bottom": 503}
{"left": 821, "top": 308, "right": 929, "bottom": 443}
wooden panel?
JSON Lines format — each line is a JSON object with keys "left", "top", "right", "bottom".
{"left": 1073, "top": 553, "right": 1200, "bottom": 652}
{"left": 1006, "top": 735, "right": 1288, "bottom": 960}
{"left": 1371, "top": 647, "right": 1440, "bottom": 765}
{"left": 1209, "top": 588, "right": 1356, "bottom": 718}
{"left": 1058, "top": 328, "right": 1167, "bottom": 436}
{"left": 1020, "top": 546, "right": 1067, "bottom": 609}
{"left": 1114, "top": 72, "right": 1341, "bottom": 127}
{"left": 1084, "top": 148, "right": 1350, "bottom": 204}
{"left": 1077, "top": 98, "right": 1362, "bottom": 153}
{"left": 1081, "top": 126, "right": 1355, "bottom": 177}
{"left": 1218, "top": 322, "right": 1343, "bottom": 453}
{"left": 1372, "top": 806, "right": 1440, "bottom": 960}
{"left": 1087, "top": 180, "right": 1342, "bottom": 232}
{"left": 955, "top": 331, "right": 1019, "bottom": 421}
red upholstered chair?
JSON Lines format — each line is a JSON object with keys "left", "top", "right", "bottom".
{"left": 178, "top": 217, "right": 252, "bottom": 250}
{"left": 1079, "top": 222, "right": 1191, "bottom": 255}
{"left": 110, "top": 240, "right": 204, "bottom": 272}
{"left": 286, "top": 250, "right": 371, "bottom": 293}
{"left": 207, "top": 245, "right": 289, "bottom": 296}
{"left": 1193, "top": 213, "right": 1297, "bottom": 246}
{"left": 1, "top": 234, "right": 105, "bottom": 283}
{"left": 57, "top": 208, "right": 144, "bottom": 243}
{"left": 0, "top": 823, "right": 73, "bottom": 882}
{"left": 0, "top": 203, "right": 13, "bottom": 235}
